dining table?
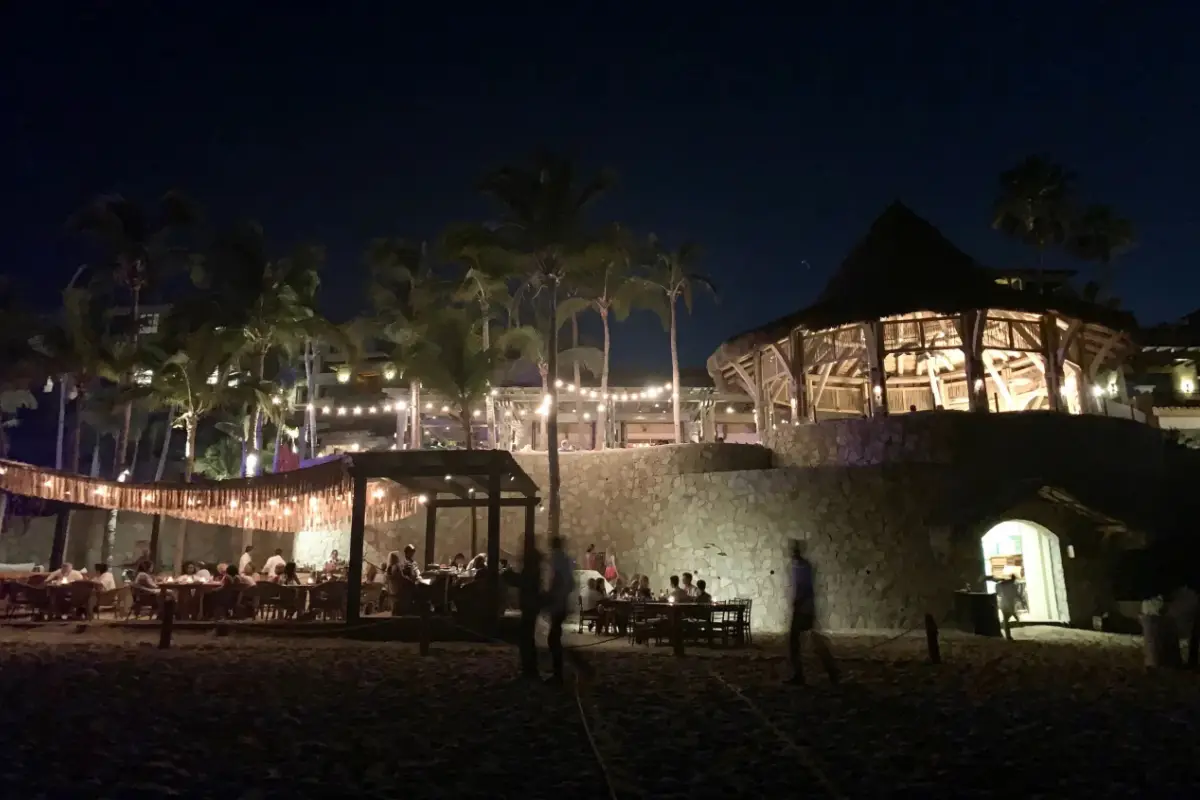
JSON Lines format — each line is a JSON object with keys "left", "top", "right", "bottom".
{"left": 596, "top": 599, "right": 748, "bottom": 654}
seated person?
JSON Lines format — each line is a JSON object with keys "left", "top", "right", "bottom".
{"left": 580, "top": 578, "right": 605, "bottom": 613}
{"left": 93, "top": 563, "right": 117, "bottom": 592}
{"left": 268, "top": 562, "right": 286, "bottom": 583}
{"left": 198, "top": 563, "right": 220, "bottom": 583}
{"left": 281, "top": 562, "right": 303, "bottom": 586}
{"left": 695, "top": 579, "right": 712, "bottom": 603}
{"left": 44, "top": 561, "right": 84, "bottom": 583}
{"left": 222, "top": 563, "right": 255, "bottom": 587}
{"left": 450, "top": 553, "right": 468, "bottom": 571}
{"left": 133, "top": 563, "right": 160, "bottom": 592}
{"left": 667, "top": 575, "right": 690, "bottom": 604}
{"left": 323, "top": 549, "right": 341, "bottom": 574}
{"left": 636, "top": 575, "right": 653, "bottom": 600}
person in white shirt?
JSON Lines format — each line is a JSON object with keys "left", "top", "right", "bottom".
{"left": 681, "top": 572, "right": 700, "bottom": 599}
{"left": 93, "top": 563, "right": 117, "bottom": 592}
{"left": 44, "top": 561, "right": 84, "bottom": 583}
{"left": 261, "top": 548, "right": 286, "bottom": 578}
{"left": 195, "top": 565, "right": 214, "bottom": 582}
{"left": 237, "top": 545, "right": 254, "bottom": 575}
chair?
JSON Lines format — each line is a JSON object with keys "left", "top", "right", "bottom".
{"left": 733, "top": 597, "right": 753, "bottom": 644}
{"left": 577, "top": 596, "right": 601, "bottom": 634}
{"left": 308, "top": 581, "right": 347, "bottom": 621}
{"left": 64, "top": 580, "right": 97, "bottom": 620}
{"left": 360, "top": 583, "right": 384, "bottom": 616}
{"left": 4, "top": 583, "right": 49, "bottom": 619}
{"left": 249, "top": 583, "right": 284, "bottom": 620}
{"left": 93, "top": 586, "right": 130, "bottom": 619}
{"left": 127, "top": 587, "right": 162, "bottom": 620}
{"left": 628, "top": 603, "right": 663, "bottom": 646}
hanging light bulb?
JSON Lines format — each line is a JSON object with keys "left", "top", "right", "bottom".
{"left": 490, "top": 388, "right": 499, "bottom": 396}
{"left": 369, "top": 406, "right": 378, "bottom": 414}
{"left": 353, "top": 406, "right": 363, "bottom": 415}
{"left": 382, "top": 403, "right": 392, "bottom": 412}
{"left": 322, "top": 406, "right": 331, "bottom": 414}
{"left": 424, "top": 402, "right": 433, "bottom": 410}
{"left": 337, "top": 407, "right": 347, "bottom": 416}
{"left": 554, "top": 379, "right": 563, "bottom": 388}
{"left": 271, "top": 395, "right": 282, "bottom": 406}
{"left": 726, "top": 405, "right": 735, "bottom": 414}
{"left": 472, "top": 409, "right": 481, "bottom": 418}
{"left": 441, "top": 404, "right": 450, "bottom": 412}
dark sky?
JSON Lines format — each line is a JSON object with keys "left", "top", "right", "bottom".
{"left": 4, "top": 2, "right": 1199, "bottom": 374}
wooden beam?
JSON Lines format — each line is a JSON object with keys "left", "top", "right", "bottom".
{"left": 812, "top": 362, "right": 835, "bottom": 410}
{"left": 926, "top": 354, "right": 943, "bottom": 408}
{"left": 485, "top": 467, "right": 502, "bottom": 627}
{"left": 983, "top": 352, "right": 1013, "bottom": 410}
{"left": 423, "top": 503, "right": 437, "bottom": 569}
{"left": 435, "top": 497, "right": 541, "bottom": 509}
{"left": 345, "top": 473, "right": 368, "bottom": 624}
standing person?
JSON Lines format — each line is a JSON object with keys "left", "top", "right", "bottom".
{"left": 517, "top": 543, "right": 543, "bottom": 680}
{"left": 995, "top": 575, "right": 1020, "bottom": 641}
{"left": 545, "top": 535, "right": 575, "bottom": 686}
{"left": 787, "top": 540, "right": 839, "bottom": 686}
{"left": 583, "top": 543, "right": 597, "bottom": 572}
{"left": 238, "top": 545, "right": 254, "bottom": 575}
{"left": 262, "top": 548, "right": 286, "bottom": 578}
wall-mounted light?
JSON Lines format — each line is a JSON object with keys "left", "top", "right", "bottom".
{"left": 336, "top": 367, "right": 351, "bottom": 384}
{"left": 1182, "top": 379, "right": 1195, "bottom": 394}
{"left": 383, "top": 365, "right": 397, "bottom": 381}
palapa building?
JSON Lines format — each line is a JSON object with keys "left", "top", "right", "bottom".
{"left": 708, "top": 202, "right": 1138, "bottom": 426}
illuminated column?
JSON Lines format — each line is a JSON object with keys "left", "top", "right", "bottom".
{"left": 1040, "top": 316, "right": 1065, "bottom": 413}
{"left": 865, "top": 321, "right": 890, "bottom": 415}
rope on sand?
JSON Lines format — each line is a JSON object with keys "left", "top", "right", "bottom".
{"left": 706, "top": 669, "right": 845, "bottom": 800}
{"left": 573, "top": 676, "right": 621, "bottom": 800}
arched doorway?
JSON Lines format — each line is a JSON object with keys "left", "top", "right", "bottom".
{"left": 980, "top": 520, "right": 1069, "bottom": 623}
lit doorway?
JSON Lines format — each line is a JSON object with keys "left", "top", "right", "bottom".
{"left": 980, "top": 520, "right": 1069, "bottom": 623}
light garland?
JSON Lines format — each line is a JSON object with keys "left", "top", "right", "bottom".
{"left": 0, "top": 457, "right": 421, "bottom": 534}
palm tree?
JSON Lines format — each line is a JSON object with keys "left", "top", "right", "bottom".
{"left": 407, "top": 307, "right": 502, "bottom": 450}
{"left": 472, "top": 153, "right": 613, "bottom": 536}
{"left": 367, "top": 238, "right": 443, "bottom": 450}
{"left": 194, "top": 436, "right": 245, "bottom": 481}
{"left": 578, "top": 225, "right": 654, "bottom": 448}
{"left": 444, "top": 230, "right": 516, "bottom": 448}
{"left": 69, "top": 190, "right": 197, "bottom": 478}
{"left": 636, "top": 237, "right": 716, "bottom": 443}
{"left": 500, "top": 309, "right": 604, "bottom": 447}
{"left": 196, "top": 222, "right": 325, "bottom": 475}
{"left": 992, "top": 156, "right": 1074, "bottom": 285}
{"left": 1066, "top": 205, "right": 1135, "bottom": 298}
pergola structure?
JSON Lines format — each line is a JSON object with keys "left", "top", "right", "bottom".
{"left": 341, "top": 450, "right": 540, "bottom": 623}
{"left": 708, "top": 203, "right": 1137, "bottom": 426}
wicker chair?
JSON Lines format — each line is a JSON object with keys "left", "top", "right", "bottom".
{"left": 4, "top": 583, "right": 49, "bottom": 619}
{"left": 93, "top": 586, "right": 130, "bottom": 619}
{"left": 359, "top": 583, "right": 384, "bottom": 616}
{"left": 63, "top": 580, "right": 97, "bottom": 620}
{"left": 308, "top": 581, "right": 347, "bottom": 621}
{"left": 127, "top": 587, "right": 162, "bottom": 620}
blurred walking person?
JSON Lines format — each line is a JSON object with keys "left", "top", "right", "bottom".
{"left": 995, "top": 575, "right": 1020, "bottom": 641}
{"left": 545, "top": 535, "right": 575, "bottom": 685}
{"left": 787, "top": 539, "right": 839, "bottom": 686}
{"left": 516, "top": 541, "right": 543, "bottom": 680}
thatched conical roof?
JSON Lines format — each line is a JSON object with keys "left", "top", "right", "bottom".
{"left": 715, "top": 202, "right": 1135, "bottom": 360}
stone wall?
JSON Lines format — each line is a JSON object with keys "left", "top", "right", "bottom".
{"left": 0, "top": 509, "right": 289, "bottom": 574}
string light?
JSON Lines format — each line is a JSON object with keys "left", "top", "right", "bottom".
{"left": 322, "top": 406, "right": 331, "bottom": 414}
{"left": 424, "top": 402, "right": 433, "bottom": 410}
{"left": 472, "top": 409, "right": 481, "bottom": 418}
{"left": 396, "top": 400, "right": 407, "bottom": 410}
{"left": 353, "top": 406, "right": 362, "bottom": 415}
{"left": 554, "top": 379, "right": 563, "bottom": 388}
{"left": 337, "top": 407, "right": 347, "bottom": 416}
{"left": 441, "top": 404, "right": 450, "bottom": 412}
{"left": 369, "top": 406, "right": 378, "bottom": 414}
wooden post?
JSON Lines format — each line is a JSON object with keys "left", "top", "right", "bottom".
{"left": 159, "top": 593, "right": 176, "bottom": 649}
{"left": 523, "top": 498, "right": 537, "bottom": 557}
{"left": 924, "top": 613, "right": 941, "bottom": 664}
{"left": 752, "top": 350, "right": 765, "bottom": 434}
{"left": 1188, "top": 613, "right": 1199, "bottom": 670}
{"left": 865, "top": 322, "right": 889, "bottom": 416}
{"left": 671, "top": 603, "right": 685, "bottom": 657}
{"left": 49, "top": 508, "right": 69, "bottom": 571}
{"left": 1040, "top": 316, "right": 1065, "bottom": 412}
{"left": 419, "top": 598, "right": 431, "bottom": 656}
{"left": 345, "top": 473, "right": 368, "bottom": 624}
{"left": 423, "top": 502, "right": 437, "bottom": 569}
{"left": 486, "top": 468, "right": 502, "bottom": 627}
{"left": 960, "top": 312, "right": 989, "bottom": 413}
{"left": 789, "top": 329, "right": 809, "bottom": 423}
{"left": 148, "top": 514, "right": 162, "bottom": 568}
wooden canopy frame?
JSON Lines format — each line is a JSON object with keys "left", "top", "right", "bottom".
{"left": 342, "top": 450, "right": 541, "bottom": 623}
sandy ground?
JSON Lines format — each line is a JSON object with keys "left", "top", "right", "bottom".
{"left": 0, "top": 624, "right": 1194, "bottom": 799}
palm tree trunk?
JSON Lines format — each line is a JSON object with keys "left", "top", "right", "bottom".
{"left": 149, "top": 409, "right": 173, "bottom": 572}
{"left": 670, "top": 297, "right": 682, "bottom": 443}
{"left": 249, "top": 350, "right": 267, "bottom": 473}
{"left": 114, "top": 285, "right": 141, "bottom": 478}
{"left": 481, "top": 304, "right": 496, "bottom": 449}
{"left": 155, "top": 410, "right": 173, "bottom": 482}
{"left": 184, "top": 421, "right": 197, "bottom": 482}
{"left": 410, "top": 383, "right": 421, "bottom": 449}
{"left": 70, "top": 388, "right": 85, "bottom": 474}
{"left": 572, "top": 314, "right": 582, "bottom": 447}
{"left": 304, "top": 340, "right": 318, "bottom": 459}
{"left": 272, "top": 421, "right": 283, "bottom": 472}
{"left": 55, "top": 375, "right": 69, "bottom": 470}
{"left": 539, "top": 371, "right": 549, "bottom": 448}
{"left": 546, "top": 283, "right": 562, "bottom": 538}
{"left": 89, "top": 437, "right": 101, "bottom": 477}
{"left": 599, "top": 307, "right": 611, "bottom": 450}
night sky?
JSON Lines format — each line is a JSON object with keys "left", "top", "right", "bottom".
{"left": 4, "top": 2, "right": 1199, "bottom": 375}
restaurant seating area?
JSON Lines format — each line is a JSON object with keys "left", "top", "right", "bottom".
{"left": 577, "top": 572, "right": 753, "bottom": 649}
